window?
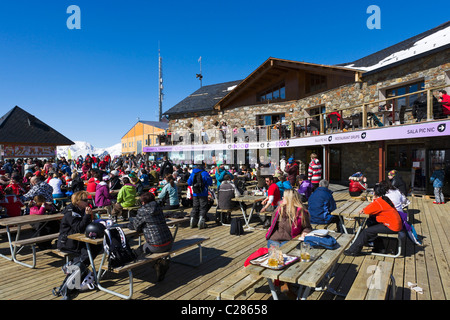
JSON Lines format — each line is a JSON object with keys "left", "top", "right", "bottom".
{"left": 256, "top": 113, "right": 285, "bottom": 126}
{"left": 385, "top": 81, "right": 425, "bottom": 110}
{"left": 306, "top": 73, "right": 327, "bottom": 93}
{"left": 257, "top": 82, "right": 286, "bottom": 103}
{"left": 387, "top": 144, "right": 424, "bottom": 170}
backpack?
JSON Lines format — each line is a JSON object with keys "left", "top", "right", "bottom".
{"left": 304, "top": 235, "right": 340, "bottom": 250}
{"left": 192, "top": 171, "right": 205, "bottom": 194}
{"left": 230, "top": 217, "right": 244, "bottom": 236}
{"left": 52, "top": 258, "right": 89, "bottom": 300}
{"left": 103, "top": 227, "right": 136, "bottom": 270}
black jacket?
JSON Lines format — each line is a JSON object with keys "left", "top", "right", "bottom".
{"left": 161, "top": 160, "right": 174, "bottom": 178}
{"left": 391, "top": 175, "right": 407, "bottom": 196}
{"left": 57, "top": 204, "right": 92, "bottom": 253}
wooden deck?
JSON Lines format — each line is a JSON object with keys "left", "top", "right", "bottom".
{"left": 0, "top": 191, "right": 448, "bottom": 301}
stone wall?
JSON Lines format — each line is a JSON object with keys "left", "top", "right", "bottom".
{"left": 168, "top": 49, "right": 449, "bottom": 135}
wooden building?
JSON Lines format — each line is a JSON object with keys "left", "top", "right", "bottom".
{"left": 0, "top": 106, "right": 73, "bottom": 159}
{"left": 121, "top": 120, "right": 168, "bottom": 156}
{"left": 148, "top": 21, "right": 450, "bottom": 196}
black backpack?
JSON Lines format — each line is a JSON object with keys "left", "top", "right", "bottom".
{"left": 192, "top": 171, "right": 205, "bottom": 194}
{"left": 103, "top": 227, "right": 136, "bottom": 270}
{"left": 230, "top": 218, "right": 244, "bottom": 236}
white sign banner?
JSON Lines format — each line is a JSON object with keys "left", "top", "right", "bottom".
{"left": 143, "top": 121, "right": 449, "bottom": 153}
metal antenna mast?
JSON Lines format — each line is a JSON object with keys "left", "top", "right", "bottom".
{"left": 158, "top": 44, "right": 163, "bottom": 121}
{"left": 196, "top": 56, "right": 203, "bottom": 88}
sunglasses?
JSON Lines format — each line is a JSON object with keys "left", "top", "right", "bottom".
{"left": 80, "top": 198, "right": 89, "bottom": 202}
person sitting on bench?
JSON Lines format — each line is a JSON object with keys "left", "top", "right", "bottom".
{"left": 344, "top": 183, "right": 402, "bottom": 256}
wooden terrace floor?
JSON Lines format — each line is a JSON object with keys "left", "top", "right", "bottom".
{"left": 0, "top": 190, "right": 448, "bottom": 301}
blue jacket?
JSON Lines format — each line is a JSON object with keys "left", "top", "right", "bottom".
{"left": 430, "top": 169, "right": 445, "bottom": 188}
{"left": 187, "top": 168, "right": 213, "bottom": 197}
{"left": 276, "top": 180, "right": 292, "bottom": 198}
{"left": 216, "top": 168, "right": 234, "bottom": 187}
{"left": 307, "top": 187, "right": 337, "bottom": 224}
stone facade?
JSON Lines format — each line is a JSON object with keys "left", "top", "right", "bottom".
{"left": 168, "top": 49, "right": 449, "bottom": 136}
{"left": 165, "top": 49, "right": 450, "bottom": 184}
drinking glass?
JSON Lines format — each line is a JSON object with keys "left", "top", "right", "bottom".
{"left": 300, "top": 242, "right": 311, "bottom": 262}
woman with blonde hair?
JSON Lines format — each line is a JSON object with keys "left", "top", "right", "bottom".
{"left": 265, "top": 189, "right": 312, "bottom": 248}
{"left": 57, "top": 191, "right": 101, "bottom": 266}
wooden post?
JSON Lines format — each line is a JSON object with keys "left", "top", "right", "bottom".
{"left": 379, "top": 141, "right": 385, "bottom": 182}
{"left": 362, "top": 104, "right": 368, "bottom": 128}
{"left": 324, "top": 145, "right": 330, "bottom": 181}
{"left": 319, "top": 114, "right": 324, "bottom": 134}
{"left": 426, "top": 89, "right": 433, "bottom": 120}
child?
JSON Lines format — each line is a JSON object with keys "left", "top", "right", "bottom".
{"left": 30, "top": 195, "right": 55, "bottom": 215}
{"left": 430, "top": 165, "right": 445, "bottom": 204}
{"left": 30, "top": 195, "right": 58, "bottom": 250}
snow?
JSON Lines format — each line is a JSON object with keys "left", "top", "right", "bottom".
{"left": 57, "top": 141, "right": 122, "bottom": 159}
{"left": 345, "top": 25, "right": 450, "bottom": 72}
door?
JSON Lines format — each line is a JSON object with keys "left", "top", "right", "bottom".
{"left": 428, "top": 149, "right": 450, "bottom": 196}
{"left": 329, "top": 147, "right": 341, "bottom": 181}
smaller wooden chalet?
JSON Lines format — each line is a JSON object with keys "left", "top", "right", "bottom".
{"left": 0, "top": 106, "right": 74, "bottom": 159}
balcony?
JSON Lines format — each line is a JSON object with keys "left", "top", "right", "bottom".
{"left": 152, "top": 84, "right": 449, "bottom": 149}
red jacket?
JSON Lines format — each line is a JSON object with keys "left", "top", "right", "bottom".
{"left": 86, "top": 178, "right": 98, "bottom": 198}
{"left": 441, "top": 94, "right": 450, "bottom": 115}
{"left": 0, "top": 195, "right": 24, "bottom": 217}
{"left": 349, "top": 180, "right": 367, "bottom": 193}
{"left": 363, "top": 197, "right": 402, "bottom": 232}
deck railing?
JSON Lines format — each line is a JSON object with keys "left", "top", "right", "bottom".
{"left": 155, "top": 84, "right": 449, "bottom": 146}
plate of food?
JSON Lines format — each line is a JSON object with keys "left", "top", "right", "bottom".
{"left": 249, "top": 253, "right": 299, "bottom": 270}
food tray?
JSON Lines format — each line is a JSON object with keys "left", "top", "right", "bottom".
{"left": 249, "top": 253, "right": 299, "bottom": 270}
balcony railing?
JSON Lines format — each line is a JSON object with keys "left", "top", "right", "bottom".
{"left": 156, "top": 84, "right": 449, "bottom": 146}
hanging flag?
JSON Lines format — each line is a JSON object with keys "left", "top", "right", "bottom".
{"left": 198, "top": 56, "right": 202, "bottom": 63}
{"left": 67, "top": 148, "right": 72, "bottom": 160}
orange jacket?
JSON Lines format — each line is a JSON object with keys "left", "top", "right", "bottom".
{"left": 363, "top": 197, "right": 402, "bottom": 232}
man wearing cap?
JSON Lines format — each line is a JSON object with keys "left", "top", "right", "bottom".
{"left": 187, "top": 163, "right": 213, "bottom": 229}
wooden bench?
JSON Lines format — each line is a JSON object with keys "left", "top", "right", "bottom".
{"left": 11, "top": 233, "right": 60, "bottom": 268}
{"left": 346, "top": 258, "right": 395, "bottom": 300}
{"left": 0, "top": 224, "right": 33, "bottom": 237}
{"left": 122, "top": 206, "right": 140, "bottom": 220}
{"left": 371, "top": 231, "right": 405, "bottom": 258}
{"left": 208, "top": 267, "right": 264, "bottom": 300}
{"left": 215, "top": 208, "right": 232, "bottom": 226}
{"left": 51, "top": 249, "right": 74, "bottom": 264}
{"left": 97, "top": 235, "right": 209, "bottom": 299}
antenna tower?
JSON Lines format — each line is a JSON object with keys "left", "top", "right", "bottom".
{"left": 158, "top": 45, "right": 164, "bottom": 121}
{"left": 196, "top": 56, "right": 203, "bottom": 88}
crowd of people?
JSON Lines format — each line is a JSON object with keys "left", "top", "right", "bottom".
{"left": 0, "top": 149, "right": 445, "bottom": 298}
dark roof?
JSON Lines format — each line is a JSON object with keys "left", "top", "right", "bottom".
{"left": 138, "top": 121, "right": 169, "bottom": 130}
{"left": 0, "top": 106, "right": 74, "bottom": 145}
{"left": 338, "top": 21, "right": 450, "bottom": 71}
{"left": 163, "top": 80, "right": 242, "bottom": 116}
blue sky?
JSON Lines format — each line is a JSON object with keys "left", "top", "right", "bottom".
{"left": 0, "top": 0, "right": 448, "bottom": 148}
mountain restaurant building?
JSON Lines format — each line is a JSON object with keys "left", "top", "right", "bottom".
{"left": 0, "top": 106, "right": 74, "bottom": 160}
{"left": 145, "top": 22, "right": 450, "bottom": 196}
{"left": 121, "top": 120, "right": 168, "bottom": 158}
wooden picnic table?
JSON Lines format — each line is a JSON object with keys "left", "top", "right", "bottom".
{"left": 231, "top": 195, "right": 266, "bottom": 230}
{"left": 67, "top": 216, "right": 191, "bottom": 299}
{"left": 244, "top": 232, "right": 354, "bottom": 300}
{"left": 331, "top": 200, "right": 370, "bottom": 242}
{"left": 0, "top": 213, "right": 64, "bottom": 268}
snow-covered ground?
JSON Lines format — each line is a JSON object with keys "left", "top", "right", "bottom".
{"left": 57, "top": 141, "right": 121, "bottom": 159}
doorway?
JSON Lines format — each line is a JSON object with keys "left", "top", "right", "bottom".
{"left": 329, "top": 147, "right": 341, "bottom": 182}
